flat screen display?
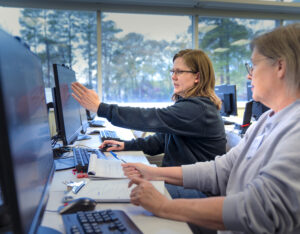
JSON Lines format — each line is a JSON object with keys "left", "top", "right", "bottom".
{"left": 0, "top": 29, "right": 54, "bottom": 233}
{"left": 53, "top": 64, "right": 82, "bottom": 145}
{"left": 215, "top": 84, "right": 237, "bottom": 116}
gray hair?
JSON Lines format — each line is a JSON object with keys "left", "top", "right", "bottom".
{"left": 250, "top": 23, "right": 300, "bottom": 96}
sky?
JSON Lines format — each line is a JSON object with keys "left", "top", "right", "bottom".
{"left": 0, "top": 7, "right": 21, "bottom": 36}
{"left": 0, "top": 7, "right": 191, "bottom": 80}
{"left": 0, "top": 7, "right": 191, "bottom": 42}
{"left": 105, "top": 13, "right": 190, "bottom": 42}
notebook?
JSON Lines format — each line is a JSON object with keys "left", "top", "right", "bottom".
{"left": 87, "top": 154, "right": 152, "bottom": 179}
{"left": 87, "top": 154, "right": 126, "bottom": 179}
{"left": 65, "top": 179, "right": 165, "bottom": 203}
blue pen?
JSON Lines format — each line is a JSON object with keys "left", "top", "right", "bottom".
{"left": 109, "top": 151, "right": 127, "bottom": 163}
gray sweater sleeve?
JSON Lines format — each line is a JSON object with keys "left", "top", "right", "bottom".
{"left": 182, "top": 107, "right": 300, "bottom": 233}
{"left": 222, "top": 127, "right": 300, "bottom": 233}
{"left": 182, "top": 136, "right": 244, "bottom": 195}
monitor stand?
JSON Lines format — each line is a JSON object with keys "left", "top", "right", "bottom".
{"left": 54, "top": 157, "right": 74, "bottom": 171}
{"left": 37, "top": 226, "right": 62, "bottom": 234}
{"left": 77, "top": 134, "right": 91, "bottom": 141}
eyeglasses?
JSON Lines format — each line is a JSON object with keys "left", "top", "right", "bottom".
{"left": 170, "top": 70, "right": 196, "bottom": 76}
{"left": 245, "top": 57, "right": 274, "bottom": 76}
{"left": 245, "top": 62, "right": 253, "bottom": 76}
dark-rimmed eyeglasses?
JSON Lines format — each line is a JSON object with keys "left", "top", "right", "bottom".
{"left": 245, "top": 62, "right": 253, "bottom": 76}
{"left": 170, "top": 70, "right": 197, "bottom": 76}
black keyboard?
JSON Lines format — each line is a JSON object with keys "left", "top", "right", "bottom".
{"left": 62, "top": 209, "right": 142, "bottom": 234}
{"left": 222, "top": 118, "right": 235, "bottom": 125}
{"left": 100, "top": 130, "right": 120, "bottom": 142}
{"left": 73, "top": 148, "right": 106, "bottom": 173}
{"left": 89, "top": 120, "right": 105, "bottom": 128}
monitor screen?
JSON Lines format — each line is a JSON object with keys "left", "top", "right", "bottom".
{"left": 0, "top": 187, "right": 3, "bottom": 206}
{"left": 215, "top": 84, "right": 237, "bottom": 116}
{"left": 53, "top": 64, "right": 82, "bottom": 145}
{"left": 245, "top": 81, "right": 269, "bottom": 120}
{"left": 80, "top": 107, "right": 89, "bottom": 134}
{"left": 252, "top": 101, "right": 269, "bottom": 121}
{"left": 86, "top": 109, "right": 96, "bottom": 121}
{"left": 0, "top": 30, "right": 54, "bottom": 233}
{"left": 246, "top": 80, "right": 252, "bottom": 101}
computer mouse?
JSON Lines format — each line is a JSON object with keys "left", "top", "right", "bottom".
{"left": 100, "top": 144, "right": 110, "bottom": 152}
{"left": 100, "top": 144, "right": 120, "bottom": 152}
{"left": 88, "top": 130, "right": 100, "bottom": 135}
{"left": 59, "top": 197, "right": 97, "bottom": 215}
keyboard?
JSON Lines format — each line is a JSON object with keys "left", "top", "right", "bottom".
{"left": 73, "top": 148, "right": 106, "bottom": 173}
{"left": 100, "top": 130, "right": 120, "bottom": 142}
{"left": 222, "top": 118, "right": 235, "bottom": 125}
{"left": 62, "top": 209, "right": 142, "bottom": 234}
{"left": 89, "top": 120, "right": 105, "bottom": 128}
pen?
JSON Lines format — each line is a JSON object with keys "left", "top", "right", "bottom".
{"left": 109, "top": 151, "right": 127, "bottom": 163}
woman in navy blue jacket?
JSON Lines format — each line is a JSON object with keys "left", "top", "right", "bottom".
{"left": 72, "top": 49, "right": 226, "bottom": 198}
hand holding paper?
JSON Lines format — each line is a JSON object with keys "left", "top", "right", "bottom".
{"left": 122, "top": 162, "right": 157, "bottom": 181}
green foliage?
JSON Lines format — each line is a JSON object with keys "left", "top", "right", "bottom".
{"left": 197, "top": 18, "right": 253, "bottom": 99}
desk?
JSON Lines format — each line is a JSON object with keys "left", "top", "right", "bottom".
{"left": 41, "top": 124, "right": 192, "bottom": 234}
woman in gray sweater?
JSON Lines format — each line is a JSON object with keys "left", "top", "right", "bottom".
{"left": 122, "top": 23, "right": 300, "bottom": 233}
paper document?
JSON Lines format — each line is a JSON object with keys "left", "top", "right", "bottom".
{"left": 68, "top": 179, "right": 165, "bottom": 202}
{"left": 87, "top": 154, "right": 126, "bottom": 179}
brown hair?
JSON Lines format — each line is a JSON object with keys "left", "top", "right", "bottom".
{"left": 172, "top": 49, "right": 222, "bottom": 110}
{"left": 250, "top": 23, "right": 300, "bottom": 96}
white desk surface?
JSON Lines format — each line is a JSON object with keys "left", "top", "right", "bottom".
{"left": 42, "top": 123, "right": 192, "bottom": 234}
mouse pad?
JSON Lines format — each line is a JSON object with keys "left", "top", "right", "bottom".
{"left": 55, "top": 157, "right": 75, "bottom": 171}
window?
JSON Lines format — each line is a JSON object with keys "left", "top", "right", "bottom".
{"left": 0, "top": 7, "right": 97, "bottom": 101}
{"left": 101, "top": 13, "right": 192, "bottom": 105}
{"left": 198, "top": 17, "right": 276, "bottom": 100}
{"left": 1, "top": 5, "right": 299, "bottom": 105}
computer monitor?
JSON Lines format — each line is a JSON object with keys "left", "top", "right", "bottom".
{"left": 80, "top": 106, "right": 89, "bottom": 134}
{"left": 215, "top": 84, "right": 237, "bottom": 116}
{"left": 252, "top": 101, "right": 269, "bottom": 121}
{"left": 0, "top": 30, "right": 55, "bottom": 233}
{"left": 86, "top": 109, "right": 96, "bottom": 121}
{"left": 52, "top": 64, "right": 82, "bottom": 145}
{"left": 246, "top": 80, "right": 252, "bottom": 101}
{"left": 0, "top": 189, "right": 3, "bottom": 206}
{"left": 76, "top": 106, "right": 92, "bottom": 141}
{"left": 246, "top": 81, "right": 269, "bottom": 120}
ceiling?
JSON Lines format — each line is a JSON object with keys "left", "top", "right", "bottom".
{"left": 1, "top": 0, "right": 300, "bottom": 19}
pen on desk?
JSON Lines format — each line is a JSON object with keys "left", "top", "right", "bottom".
{"left": 109, "top": 151, "right": 127, "bottom": 163}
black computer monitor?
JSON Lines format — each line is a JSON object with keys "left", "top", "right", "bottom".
{"left": 77, "top": 106, "right": 92, "bottom": 141}
{"left": 246, "top": 81, "right": 269, "bottom": 120}
{"left": 0, "top": 30, "right": 55, "bottom": 233}
{"left": 86, "top": 109, "right": 96, "bottom": 121}
{"left": 80, "top": 106, "right": 89, "bottom": 134}
{"left": 215, "top": 84, "right": 237, "bottom": 116}
{"left": 0, "top": 189, "right": 3, "bottom": 206}
{"left": 52, "top": 64, "right": 82, "bottom": 145}
{"left": 246, "top": 80, "right": 252, "bottom": 101}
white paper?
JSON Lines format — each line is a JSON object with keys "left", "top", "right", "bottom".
{"left": 68, "top": 179, "right": 165, "bottom": 202}
{"left": 87, "top": 154, "right": 126, "bottom": 179}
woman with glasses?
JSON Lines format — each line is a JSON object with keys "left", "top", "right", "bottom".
{"left": 122, "top": 23, "right": 300, "bottom": 233}
{"left": 72, "top": 49, "right": 226, "bottom": 198}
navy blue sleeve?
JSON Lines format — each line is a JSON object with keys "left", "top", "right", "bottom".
{"left": 97, "top": 98, "right": 210, "bottom": 137}
{"left": 124, "top": 133, "right": 165, "bottom": 156}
